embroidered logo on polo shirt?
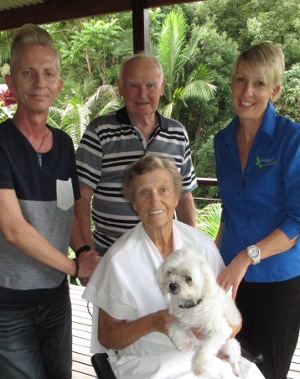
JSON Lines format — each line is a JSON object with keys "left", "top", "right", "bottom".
{"left": 256, "top": 156, "right": 277, "bottom": 168}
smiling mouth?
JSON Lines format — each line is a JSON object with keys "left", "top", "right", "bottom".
{"left": 150, "top": 210, "right": 164, "bottom": 215}
{"left": 135, "top": 101, "right": 149, "bottom": 105}
{"left": 241, "top": 101, "right": 254, "bottom": 107}
{"left": 31, "top": 94, "right": 48, "bottom": 99}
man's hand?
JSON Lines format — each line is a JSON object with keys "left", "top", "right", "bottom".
{"left": 77, "top": 249, "right": 101, "bottom": 283}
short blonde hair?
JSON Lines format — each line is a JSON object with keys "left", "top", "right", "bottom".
{"left": 122, "top": 155, "right": 182, "bottom": 204}
{"left": 233, "top": 43, "right": 285, "bottom": 101}
{"left": 10, "top": 24, "right": 60, "bottom": 75}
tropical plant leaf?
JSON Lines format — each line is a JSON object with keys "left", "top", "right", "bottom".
{"left": 196, "top": 202, "right": 221, "bottom": 239}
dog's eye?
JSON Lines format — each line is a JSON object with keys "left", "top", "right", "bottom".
{"left": 184, "top": 275, "right": 192, "bottom": 283}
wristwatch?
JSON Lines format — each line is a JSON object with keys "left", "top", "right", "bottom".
{"left": 247, "top": 245, "right": 261, "bottom": 265}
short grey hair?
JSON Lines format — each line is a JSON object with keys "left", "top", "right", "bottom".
{"left": 233, "top": 43, "right": 285, "bottom": 101}
{"left": 119, "top": 52, "right": 164, "bottom": 85}
{"left": 10, "top": 24, "right": 60, "bottom": 74}
{"left": 122, "top": 155, "right": 183, "bottom": 204}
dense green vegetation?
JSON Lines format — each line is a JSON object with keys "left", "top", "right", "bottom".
{"left": 1, "top": 0, "right": 299, "bottom": 210}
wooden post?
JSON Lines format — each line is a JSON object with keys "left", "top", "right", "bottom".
{"left": 132, "top": 0, "right": 149, "bottom": 53}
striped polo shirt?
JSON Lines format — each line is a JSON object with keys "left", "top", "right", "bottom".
{"left": 76, "top": 107, "right": 197, "bottom": 252}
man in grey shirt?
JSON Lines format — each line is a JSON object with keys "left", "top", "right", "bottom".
{"left": 76, "top": 53, "right": 197, "bottom": 256}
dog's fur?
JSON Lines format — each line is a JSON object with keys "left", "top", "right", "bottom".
{"left": 156, "top": 248, "right": 242, "bottom": 375}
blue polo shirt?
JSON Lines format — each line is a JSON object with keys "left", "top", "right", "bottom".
{"left": 214, "top": 102, "right": 300, "bottom": 282}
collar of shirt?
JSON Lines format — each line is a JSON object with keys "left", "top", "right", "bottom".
{"left": 116, "top": 106, "right": 169, "bottom": 131}
{"left": 226, "top": 102, "right": 277, "bottom": 144}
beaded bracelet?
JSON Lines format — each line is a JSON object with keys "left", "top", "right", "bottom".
{"left": 75, "top": 245, "right": 90, "bottom": 258}
{"left": 71, "top": 258, "right": 80, "bottom": 281}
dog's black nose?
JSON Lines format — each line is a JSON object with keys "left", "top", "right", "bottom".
{"left": 169, "top": 282, "right": 179, "bottom": 294}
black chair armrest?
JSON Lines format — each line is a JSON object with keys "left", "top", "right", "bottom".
{"left": 240, "top": 342, "right": 263, "bottom": 364}
{"left": 91, "top": 353, "right": 117, "bottom": 379}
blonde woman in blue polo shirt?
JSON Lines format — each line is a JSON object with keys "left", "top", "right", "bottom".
{"left": 214, "top": 43, "right": 300, "bottom": 379}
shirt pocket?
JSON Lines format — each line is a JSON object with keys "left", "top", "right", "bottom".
{"left": 56, "top": 178, "right": 74, "bottom": 211}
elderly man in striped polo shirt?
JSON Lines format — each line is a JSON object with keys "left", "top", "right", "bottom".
{"left": 75, "top": 53, "right": 198, "bottom": 257}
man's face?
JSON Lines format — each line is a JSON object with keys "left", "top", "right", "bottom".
{"left": 6, "top": 44, "right": 63, "bottom": 116}
{"left": 118, "top": 57, "right": 165, "bottom": 121}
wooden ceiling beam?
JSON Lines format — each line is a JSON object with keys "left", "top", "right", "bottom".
{"left": 0, "top": 0, "right": 132, "bottom": 31}
{"left": 0, "top": 0, "right": 203, "bottom": 55}
{"left": 0, "top": 0, "right": 200, "bottom": 31}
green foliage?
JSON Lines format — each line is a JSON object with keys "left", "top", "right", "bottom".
{"left": 0, "top": 107, "right": 9, "bottom": 123}
{"left": 276, "top": 63, "right": 300, "bottom": 123}
{"left": 48, "top": 18, "right": 122, "bottom": 84}
{"left": 156, "top": 11, "right": 216, "bottom": 120}
{"left": 0, "top": 1, "right": 299, "bottom": 182}
{"left": 196, "top": 0, "right": 300, "bottom": 67}
{"left": 44, "top": 19, "right": 123, "bottom": 143}
{"left": 192, "top": 134, "right": 222, "bottom": 209}
{"left": 0, "top": 30, "right": 13, "bottom": 68}
{"left": 174, "top": 20, "right": 237, "bottom": 146}
{"left": 196, "top": 202, "right": 221, "bottom": 239}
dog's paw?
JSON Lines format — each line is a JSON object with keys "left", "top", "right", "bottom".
{"left": 219, "top": 338, "right": 241, "bottom": 363}
{"left": 170, "top": 333, "right": 193, "bottom": 351}
{"left": 192, "top": 366, "right": 206, "bottom": 376}
{"left": 169, "top": 324, "right": 193, "bottom": 351}
{"left": 191, "top": 354, "right": 210, "bottom": 376}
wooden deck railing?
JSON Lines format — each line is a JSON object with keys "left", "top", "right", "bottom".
{"left": 197, "top": 177, "right": 218, "bottom": 187}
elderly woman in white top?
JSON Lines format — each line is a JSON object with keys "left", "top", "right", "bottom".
{"left": 83, "top": 155, "right": 264, "bottom": 379}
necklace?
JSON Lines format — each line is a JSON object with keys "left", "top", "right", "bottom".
{"left": 36, "top": 127, "right": 47, "bottom": 167}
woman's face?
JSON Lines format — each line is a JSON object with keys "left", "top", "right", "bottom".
{"left": 231, "top": 60, "right": 280, "bottom": 128}
{"left": 131, "top": 168, "right": 180, "bottom": 235}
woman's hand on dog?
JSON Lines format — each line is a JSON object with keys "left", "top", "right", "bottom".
{"left": 192, "top": 328, "right": 205, "bottom": 340}
{"left": 191, "top": 322, "right": 241, "bottom": 340}
{"left": 217, "top": 249, "right": 251, "bottom": 299}
{"left": 229, "top": 322, "right": 242, "bottom": 338}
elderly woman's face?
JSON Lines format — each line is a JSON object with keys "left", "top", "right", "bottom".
{"left": 131, "top": 168, "right": 180, "bottom": 233}
{"left": 231, "top": 60, "right": 279, "bottom": 127}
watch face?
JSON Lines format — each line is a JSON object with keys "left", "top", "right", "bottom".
{"left": 249, "top": 247, "right": 260, "bottom": 258}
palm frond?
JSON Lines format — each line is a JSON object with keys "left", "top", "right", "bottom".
{"left": 100, "top": 99, "right": 123, "bottom": 115}
{"left": 160, "top": 102, "right": 175, "bottom": 118}
{"left": 182, "top": 64, "right": 216, "bottom": 101}
{"left": 179, "top": 26, "right": 205, "bottom": 67}
{"left": 196, "top": 203, "right": 221, "bottom": 239}
{"left": 158, "top": 11, "right": 186, "bottom": 85}
{"left": 111, "top": 30, "right": 133, "bottom": 57}
{"left": 59, "top": 101, "right": 91, "bottom": 145}
{"left": 182, "top": 80, "right": 216, "bottom": 102}
{"left": 85, "top": 84, "right": 117, "bottom": 109}
{"left": 48, "top": 106, "right": 63, "bottom": 129}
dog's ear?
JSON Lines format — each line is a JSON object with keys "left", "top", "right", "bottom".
{"left": 203, "top": 268, "right": 217, "bottom": 297}
{"left": 198, "top": 258, "right": 217, "bottom": 297}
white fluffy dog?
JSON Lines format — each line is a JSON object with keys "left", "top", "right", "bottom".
{"left": 156, "top": 248, "right": 242, "bottom": 376}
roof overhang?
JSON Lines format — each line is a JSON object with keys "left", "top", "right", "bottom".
{"left": 0, "top": 0, "right": 202, "bottom": 31}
